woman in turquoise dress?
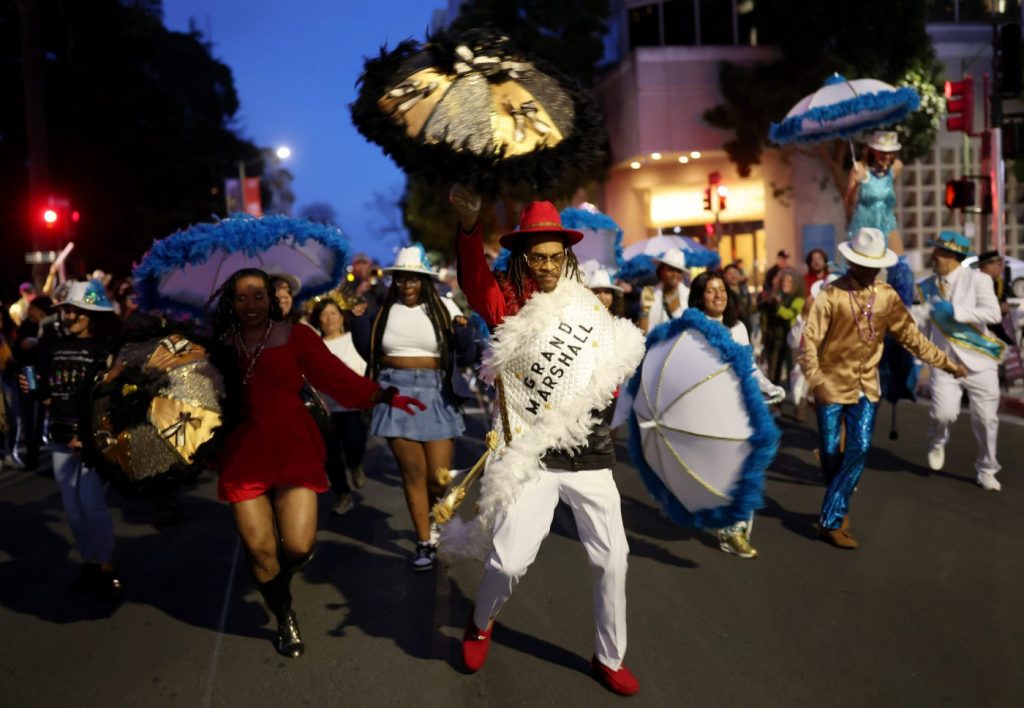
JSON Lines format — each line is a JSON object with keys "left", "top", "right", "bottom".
{"left": 844, "top": 130, "right": 917, "bottom": 431}
{"left": 845, "top": 130, "right": 903, "bottom": 246}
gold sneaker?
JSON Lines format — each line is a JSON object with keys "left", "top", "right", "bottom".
{"left": 719, "top": 531, "right": 758, "bottom": 559}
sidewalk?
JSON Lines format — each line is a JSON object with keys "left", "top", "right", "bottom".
{"left": 1001, "top": 382, "right": 1024, "bottom": 418}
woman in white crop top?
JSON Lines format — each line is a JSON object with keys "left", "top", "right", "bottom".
{"left": 310, "top": 297, "right": 369, "bottom": 516}
{"left": 351, "top": 247, "right": 477, "bottom": 572}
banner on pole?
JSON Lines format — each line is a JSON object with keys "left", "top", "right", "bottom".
{"left": 224, "top": 177, "right": 263, "bottom": 217}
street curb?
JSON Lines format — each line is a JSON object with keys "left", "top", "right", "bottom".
{"left": 1001, "top": 394, "right": 1024, "bottom": 418}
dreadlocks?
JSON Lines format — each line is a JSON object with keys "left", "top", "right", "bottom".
{"left": 208, "top": 268, "right": 285, "bottom": 335}
{"left": 502, "top": 235, "right": 583, "bottom": 310}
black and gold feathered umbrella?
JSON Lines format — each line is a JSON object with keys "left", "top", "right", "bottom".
{"left": 92, "top": 335, "right": 225, "bottom": 484}
{"left": 350, "top": 29, "right": 608, "bottom": 196}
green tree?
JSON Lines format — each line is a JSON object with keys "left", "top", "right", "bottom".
{"left": 0, "top": 0, "right": 261, "bottom": 282}
{"left": 448, "top": 0, "right": 610, "bottom": 88}
{"left": 704, "top": 0, "right": 944, "bottom": 194}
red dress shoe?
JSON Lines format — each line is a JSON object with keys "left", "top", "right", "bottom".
{"left": 591, "top": 656, "right": 639, "bottom": 696}
{"left": 462, "top": 616, "right": 493, "bottom": 672}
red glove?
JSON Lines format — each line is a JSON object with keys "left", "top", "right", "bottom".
{"left": 391, "top": 394, "right": 426, "bottom": 415}
{"left": 378, "top": 386, "right": 426, "bottom": 415}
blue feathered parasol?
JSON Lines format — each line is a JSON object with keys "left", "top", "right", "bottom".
{"left": 134, "top": 213, "right": 351, "bottom": 317}
{"left": 560, "top": 205, "right": 624, "bottom": 269}
{"left": 770, "top": 73, "right": 920, "bottom": 145}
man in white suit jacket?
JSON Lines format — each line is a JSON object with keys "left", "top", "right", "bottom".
{"left": 915, "top": 232, "right": 1006, "bottom": 491}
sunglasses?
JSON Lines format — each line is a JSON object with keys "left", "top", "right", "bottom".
{"left": 524, "top": 252, "right": 567, "bottom": 268}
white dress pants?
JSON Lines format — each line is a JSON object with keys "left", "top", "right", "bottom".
{"left": 473, "top": 467, "right": 629, "bottom": 670}
{"left": 928, "top": 367, "right": 1001, "bottom": 478}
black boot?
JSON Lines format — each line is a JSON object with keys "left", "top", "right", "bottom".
{"left": 280, "top": 544, "right": 316, "bottom": 578}
{"left": 257, "top": 573, "right": 304, "bottom": 658}
{"left": 71, "top": 563, "right": 101, "bottom": 593}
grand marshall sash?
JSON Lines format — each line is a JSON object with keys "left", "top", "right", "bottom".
{"left": 919, "top": 276, "right": 1006, "bottom": 362}
{"left": 440, "top": 279, "right": 646, "bottom": 559}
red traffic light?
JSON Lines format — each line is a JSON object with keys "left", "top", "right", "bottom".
{"left": 944, "top": 77, "right": 974, "bottom": 133}
{"left": 944, "top": 178, "right": 975, "bottom": 209}
{"left": 42, "top": 208, "right": 58, "bottom": 225}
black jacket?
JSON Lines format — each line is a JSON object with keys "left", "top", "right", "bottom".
{"left": 539, "top": 403, "right": 616, "bottom": 472}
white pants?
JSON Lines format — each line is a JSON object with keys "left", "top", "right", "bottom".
{"left": 928, "top": 367, "right": 1001, "bottom": 478}
{"left": 473, "top": 467, "right": 629, "bottom": 670}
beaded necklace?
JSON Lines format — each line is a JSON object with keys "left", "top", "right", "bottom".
{"left": 235, "top": 320, "right": 273, "bottom": 384}
{"left": 848, "top": 286, "right": 877, "bottom": 342}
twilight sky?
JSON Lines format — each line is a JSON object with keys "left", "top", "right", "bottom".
{"left": 163, "top": 0, "right": 447, "bottom": 262}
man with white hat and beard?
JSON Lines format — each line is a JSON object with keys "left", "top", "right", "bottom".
{"left": 914, "top": 231, "right": 1005, "bottom": 491}
{"left": 800, "top": 227, "right": 966, "bottom": 549}
{"left": 638, "top": 248, "right": 689, "bottom": 333}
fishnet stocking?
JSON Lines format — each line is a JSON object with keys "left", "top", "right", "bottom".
{"left": 231, "top": 486, "right": 318, "bottom": 583}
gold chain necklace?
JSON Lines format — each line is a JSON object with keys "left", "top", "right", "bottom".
{"left": 848, "top": 286, "right": 877, "bottom": 342}
{"left": 235, "top": 320, "right": 273, "bottom": 384}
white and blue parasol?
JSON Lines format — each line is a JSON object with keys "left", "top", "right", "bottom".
{"left": 769, "top": 73, "right": 920, "bottom": 145}
{"left": 134, "top": 213, "right": 351, "bottom": 316}
{"left": 624, "top": 309, "right": 780, "bottom": 528}
{"left": 560, "top": 203, "right": 624, "bottom": 270}
{"left": 618, "top": 235, "right": 720, "bottom": 281}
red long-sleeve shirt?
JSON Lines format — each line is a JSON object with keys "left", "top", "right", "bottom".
{"left": 456, "top": 221, "right": 509, "bottom": 329}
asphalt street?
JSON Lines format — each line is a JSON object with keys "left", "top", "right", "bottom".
{"left": 1, "top": 401, "right": 1022, "bottom": 707}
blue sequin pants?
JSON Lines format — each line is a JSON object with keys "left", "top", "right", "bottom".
{"left": 817, "top": 396, "right": 879, "bottom": 530}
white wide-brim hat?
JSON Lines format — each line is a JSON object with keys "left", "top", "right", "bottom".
{"left": 652, "top": 248, "right": 688, "bottom": 272}
{"left": 838, "top": 227, "right": 898, "bottom": 268}
{"left": 868, "top": 130, "right": 901, "bottom": 153}
{"left": 382, "top": 246, "right": 440, "bottom": 280}
{"left": 588, "top": 269, "right": 622, "bottom": 292}
{"left": 268, "top": 272, "right": 302, "bottom": 296}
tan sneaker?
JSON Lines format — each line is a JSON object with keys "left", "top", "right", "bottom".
{"left": 350, "top": 464, "right": 366, "bottom": 489}
{"left": 818, "top": 526, "right": 858, "bottom": 549}
{"left": 719, "top": 531, "right": 758, "bottom": 559}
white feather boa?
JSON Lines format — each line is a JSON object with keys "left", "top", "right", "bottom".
{"left": 440, "top": 279, "right": 646, "bottom": 559}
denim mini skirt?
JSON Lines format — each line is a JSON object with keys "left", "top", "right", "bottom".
{"left": 370, "top": 368, "right": 465, "bottom": 441}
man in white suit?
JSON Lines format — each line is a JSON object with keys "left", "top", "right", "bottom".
{"left": 915, "top": 231, "right": 1006, "bottom": 491}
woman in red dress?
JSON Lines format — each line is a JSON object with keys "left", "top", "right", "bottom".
{"left": 211, "top": 269, "right": 423, "bottom": 657}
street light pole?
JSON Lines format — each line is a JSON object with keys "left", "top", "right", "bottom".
{"left": 228, "top": 146, "right": 290, "bottom": 215}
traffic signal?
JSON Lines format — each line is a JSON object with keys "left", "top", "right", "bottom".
{"left": 944, "top": 77, "right": 974, "bottom": 133}
{"left": 703, "top": 187, "right": 712, "bottom": 211}
{"left": 716, "top": 184, "right": 728, "bottom": 211}
{"left": 994, "top": 22, "right": 1022, "bottom": 97}
{"left": 944, "top": 179, "right": 974, "bottom": 209}
{"left": 37, "top": 196, "right": 76, "bottom": 237}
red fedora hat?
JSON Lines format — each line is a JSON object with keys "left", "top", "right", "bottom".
{"left": 499, "top": 201, "right": 584, "bottom": 250}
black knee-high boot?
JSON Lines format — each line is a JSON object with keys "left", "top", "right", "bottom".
{"left": 280, "top": 544, "right": 316, "bottom": 578}
{"left": 257, "top": 572, "right": 303, "bottom": 658}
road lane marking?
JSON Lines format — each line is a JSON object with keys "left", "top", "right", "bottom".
{"left": 202, "top": 535, "right": 240, "bottom": 708}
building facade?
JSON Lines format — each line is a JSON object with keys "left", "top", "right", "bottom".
{"left": 596, "top": 0, "right": 1022, "bottom": 283}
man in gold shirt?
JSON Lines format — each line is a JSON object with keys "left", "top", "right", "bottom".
{"left": 799, "top": 228, "right": 966, "bottom": 549}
